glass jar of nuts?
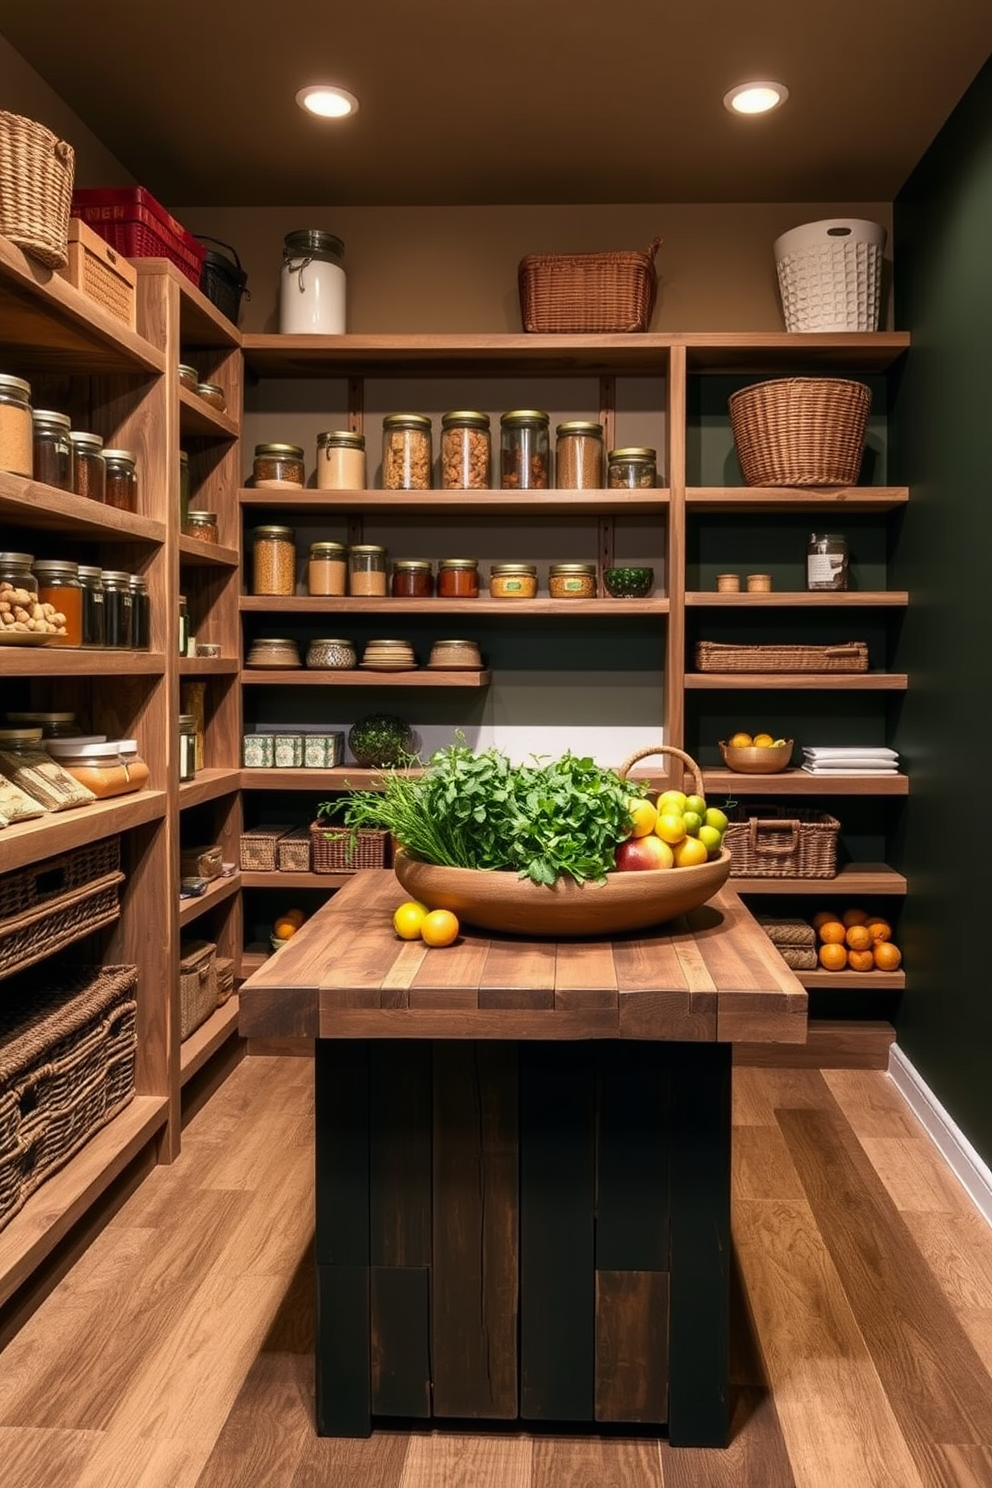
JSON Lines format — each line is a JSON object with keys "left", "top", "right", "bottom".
{"left": 382, "top": 413, "right": 433, "bottom": 490}
{"left": 441, "top": 411, "right": 491, "bottom": 490}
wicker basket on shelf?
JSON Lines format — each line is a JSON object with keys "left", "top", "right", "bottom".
{"left": 310, "top": 823, "right": 389, "bottom": 874}
{"left": 518, "top": 239, "right": 662, "bottom": 333}
{"left": 0, "top": 111, "right": 75, "bottom": 268}
{"left": 696, "top": 640, "right": 868, "bottom": 674}
{"left": 723, "top": 804, "right": 841, "bottom": 880}
{"left": 729, "top": 377, "right": 871, "bottom": 487}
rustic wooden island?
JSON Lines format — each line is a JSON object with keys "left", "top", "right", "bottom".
{"left": 238, "top": 868, "right": 807, "bottom": 1447}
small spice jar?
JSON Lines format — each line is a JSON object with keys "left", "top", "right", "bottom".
{"left": 253, "top": 443, "right": 305, "bottom": 488}
{"left": 102, "top": 570, "right": 134, "bottom": 648}
{"left": 746, "top": 573, "right": 773, "bottom": 593}
{"left": 307, "top": 637, "right": 357, "bottom": 670}
{"left": 196, "top": 381, "right": 227, "bottom": 413}
{"left": 316, "top": 430, "right": 366, "bottom": 490}
{"left": 178, "top": 363, "right": 199, "bottom": 393}
{"left": 807, "top": 533, "right": 849, "bottom": 591}
{"left": 307, "top": 540, "right": 348, "bottom": 596}
{"left": 489, "top": 562, "right": 538, "bottom": 599}
{"left": 391, "top": 559, "right": 434, "bottom": 598}
{"left": 555, "top": 421, "right": 604, "bottom": 489}
{"left": 128, "top": 574, "right": 150, "bottom": 650}
{"left": 382, "top": 413, "right": 433, "bottom": 490}
{"left": 184, "top": 509, "right": 219, "bottom": 543}
{"left": 252, "top": 525, "right": 297, "bottom": 596}
{"left": 33, "top": 559, "right": 82, "bottom": 646}
{"left": 500, "top": 410, "right": 550, "bottom": 489}
{"left": 428, "top": 638, "right": 483, "bottom": 669}
{"left": 349, "top": 543, "right": 388, "bottom": 597}
{"left": 32, "top": 409, "right": 72, "bottom": 490}
{"left": 441, "top": 411, "right": 491, "bottom": 490}
{"left": 178, "top": 713, "right": 197, "bottom": 782}
{"left": 549, "top": 562, "right": 598, "bottom": 599}
{"left": 246, "top": 637, "right": 301, "bottom": 669}
{"left": 716, "top": 573, "right": 741, "bottom": 593}
{"left": 437, "top": 558, "right": 480, "bottom": 598}
{"left": 608, "top": 447, "right": 657, "bottom": 489}
{"left": 70, "top": 430, "right": 106, "bottom": 503}
{"left": 78, "top": 565, "right": 105, "bottom": 647}
{"left": 0, "top": 373, "right": 33, "bottom": 477}
{"left": 102, "top": 449, "right": 138, "bottom": 513}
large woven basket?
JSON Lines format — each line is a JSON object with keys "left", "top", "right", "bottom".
{"left": 696, "top": 640, "right": 868, "bottom": 674}
{"left": 0, "top": 111, "right": 75, "bottom": 269}
{"left": 724, "top": 804, "right": 841, "bottom": 880}
{"left": 729, "top": 377, "right": 871, "bottom": 487}
{"left": 311, "top": 823, "right": 389, "bottom": 874}
{"left": 0, "top": 838, "right": 123, "bottom": 983}
{"left": 518, "top": 239, "right": 662, "bottom": 333}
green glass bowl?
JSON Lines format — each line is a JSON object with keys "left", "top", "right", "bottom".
{"left": 603, "top": 566, "right": 654, "bottom": 598}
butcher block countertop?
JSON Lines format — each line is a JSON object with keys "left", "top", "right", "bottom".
{"left": 239, "top": 869, "right": 808, "bottom": 1046}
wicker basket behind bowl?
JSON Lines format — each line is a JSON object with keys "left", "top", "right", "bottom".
{"left": 729, "top": 377, "right": 871, "bottom": 487}
{"left": 0, "top": 112, "right": 75, "bottom": 269}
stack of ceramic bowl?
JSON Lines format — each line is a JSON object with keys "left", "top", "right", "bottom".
{"left": 246, "top": 637, "right": 301, "bottom": 669}
{"left": 360, "top": 638, "right": 417, "bottom": 670}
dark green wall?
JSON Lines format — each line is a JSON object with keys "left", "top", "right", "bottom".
{"left": 892, "top": 54, "right": 992, "bottom": 1162}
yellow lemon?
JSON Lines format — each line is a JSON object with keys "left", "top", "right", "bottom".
{"left": 421, "top": 909, "right": 460, "bottom": 947}
{"left": 752, "top": 733, "right": 775, "bottom": 748}
{"left": 655, "top": 811, "right": 687, "bottom": 845}
{"left": 626, "top": 796, "right": 658, "bottom": 838}
{"left": 393, "top": 900, "right": 429, "bottom": 939}
{"left": 673, "top": 835, "right": 709, "bottom": 867}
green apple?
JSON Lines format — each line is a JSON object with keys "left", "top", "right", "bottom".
{"left": 703, "top": 806, "right": 729, "bottom": 833}
{"left": 684, "top": 793, "right": 708, "bottom": 818}
{"left": 698, "top": 824, "right": 724, "bottom": 857}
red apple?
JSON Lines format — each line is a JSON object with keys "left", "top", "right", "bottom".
{"left": 613, "top": 835, "right": 675, "bottom": 871}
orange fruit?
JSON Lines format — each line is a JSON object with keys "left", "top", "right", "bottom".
{"left": 848, "top": 949, "right": 875, "bottom": 972}
{"left": 273, "top": 916, "right": 298, "bottom": 941}
{"left": 655, "top": 811, "right": 688, "bottom": 845}
{"left": 819, "top": 920, "right": 847, "bottom": 945}
{"left": 873, "top": 941, "right": 903, "bottom": 971}
{"left": 819, "top": 942, "right": 848, "bottom": 971}
{"left": 729, "top": 732, "right": 753, "bottom": 748}
{"left": 393, "top": 900, "right": 428, "bottom": 940}
{"left": 845, "top": 924, "right": 873, "bottom": 952}
{"left": 421, "top": 909, "right": 460, "bottom": 948}
{"left": 866, "top": 918, "right": 893, "bottom": 943}
{"left": 673, "top": 835, "right": 709, "bottom": 867}
{"left": 752, "top": 733, "right": 775, "bottom": 748}
{"left": 284, "top": 908, "right": 305, "bottom": 928}
{"left": 841, "top": 907, "right": 870, "bottom": 928}
{"left": 812, "top": 909, "right": 840, "bottom": 931}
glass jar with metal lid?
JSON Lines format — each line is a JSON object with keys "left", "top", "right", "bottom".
{"left": 253, "top": 442, "right": 305, "bottom": 488}
{"left": 382, "top": 413, "right": 433, "bottom": 490}
{"left": 316, "top": 429, "right": 366, "bottom": 490}
{"left": 6, "top": 711, "right": 82, "bottom": 738}
{"left": 500, "top": 410, "right": 550, "bottom": 490}
{"left": 349, "top": 543, "right": 388, "bottom": 596}
{"left": 489, "top": 562, "right": 538, "bottom": 599}
{"left": 441, "top": 411, "right": 491, "bottom": 490}
{"left": 78, "top": 565, "right": 105, "bottom": 647}
{"left": 253, "top": 525, "right": 297, "bottom": 596}
{"left": 555, "top": 421, "right": 604, "bottom": 489}
{"left": 308, "top": 540, "right": 348, "bottom": 596}
{"left": 45, "top": 738, "right": 140, "bottom": 799}
{"left": 101, "top": 570, "right": 134, "bottom": 648}
{"left": 391, "top": 559, "right": 434, "bottom": 598}
{"left": 32, "top": 409, "right": 72, "bottom": 490}
{"left": 196, "top": 381, "right": 227, "bottom": 413}
{"left": 549, "top": 562, "right": 598, "bottom": 599}
{"left": 280, "top": 229, "right": 347, "bottom": 335}
{"left": 608, "top": 446, "right": 657, "bottom": 489}
{"left": 70, "top": 430, "right": 106, "bottom": 502}
{"left": 437, "top": 558, "right": 480, "bottom": 598}
{"left": 0, "top": 551, "right": 38, "bottom": 599}
{"left": 178, "top": 363, "right": 199, "bottom": 393}
{"left": 183, "top": 509, "right": 219, "bottom": 543}
{"left": 128, "top": 574, "right": 150, "bottom": 650}
{"left": 102, "top": 449, "right": 138, "bottom": 512}
{"left": 0, "top": 373, "right": 32, "bottom": 477}
{"left": 33, "top": 559, "right": 82, "bottom": 646}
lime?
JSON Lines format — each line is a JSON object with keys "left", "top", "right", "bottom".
{"left": 703, "top": 806, "right": 729, "bottom": 833}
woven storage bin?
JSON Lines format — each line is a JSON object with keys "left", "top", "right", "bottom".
{"left": 774, "top": 219, "right": 886, "bottom": 333}
{"left": 695, "top": 640, "right": 868, "bottom": 674}
{"left": 0, "top": 838, "right": 123, "bottom": 984}
{"left": 518, "top": 238, "right": 662, "bottom": 333}
{"left": 276, "top": 827, "right": 312, "bottom": 873}
{"left": 755, "top": 915, "right": 816, "bottom": 948}
{"left": 0, "top": 964, "right": 137, "bottom": 1233}
{"left": 729, "top": 378, "right": 871, "bottom": 487}
{"left": 0, "top": 111, "right": 75, "bottom": 268}
{"left": 57, "top": 218, "right": 137, "bottom": 328}
{"left": 180, "top": 844, "right": 223, "bottom": 881}
{"left": 310, "top": 823, "right": 389, "bottom": 874}
{"left": 239, "top": 826, "right": 296, "bottom": 872}
{"left": 179, "top": 940, "right": 217, "bottom": 1040}
{"left": 214, "top": 957, "right": 235, "bottom": 1007}
{"left": 724, "top": 804, "right": 841, "bottom": 880}
{"left": 71, "top": 186, "right": 205, "bottom": 286}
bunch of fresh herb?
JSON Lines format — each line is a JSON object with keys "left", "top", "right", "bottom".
{"left": 318, "top": 740, "right": 647, "bottom": 886}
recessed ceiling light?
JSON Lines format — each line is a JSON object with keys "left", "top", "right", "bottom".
{"left": 723, "top": 81, "right": 789, "bottom": 116}
{"left": 296, "top": 85, "right": 359, "bottom": 120}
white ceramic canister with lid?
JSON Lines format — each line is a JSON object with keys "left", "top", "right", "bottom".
{"left": 279, "top": 229, "right": 347, "bottom": 334}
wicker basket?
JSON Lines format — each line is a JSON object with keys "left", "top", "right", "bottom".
{"left": 0, "top": 838, "right": 123, "bottom": 983}
{"left": 239, "top": 826, "right": 296, "bottom": 872}
{"left": 729, "top": 378, "right": 871, "bottom": 487}
{"left": 310, "top": 823, "right": 389, "bottom": 874}
{"left": 518, "top": 238, "right": 662, "bottom": 333}
{"left": 276, "top": 827, "right": 312, "bottom": 873}
{"left": 724, "top": 804, "right": 841, "bottom": 879}
{"left": 0, "top": 111, "right": 75, "bottom": 269}
{"left": 179, "top": 940, "right": 218, "bottom": 1040}
{"left": 57, "top": 218, "right": 137, "bottom": 328}
{"left": 214, "top": 957, "right": 235, "bottom": 1007}
{"left": 696, "top": 640, "right": 868, "bottom": 674}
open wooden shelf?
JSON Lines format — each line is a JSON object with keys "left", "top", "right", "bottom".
{"left": 179, "top": 997, "right": 242, "bottom": 1085}
{"left": 0, "top": 792, "right": 167, "bottom": 873}
{"left": 685, "top": 590, "right": 908, "bottom": 607}
{"left": 685, "top": 672, "right": 907, "bottom": 690}
{"left": 0, "top": 471, "right": 165, "bottom": 542}
{"left": 796, "top": 970, "right": 905, "bottom": 990}
{"left": 685, "top": 486, "right": 909, "bottom": 512}
{"left": 178, "top": 536, "right": 239, "bottom": 567}
{"left": 178, "top": 769, "right": 242, "bottom": 810}
{"left": 241, "top": 871, "right": 351, "bottom": 890}
{"left": 242, "top": 668, "right": 492, "bottom": 688}
{"left": 702, "top": 768, "right": 909, "bottom": 796}
{"left": 241, "top": 595, "right": 668, "bottom": 617}
{"left": 734, "top": 863, "right": 907, "bottom": 895}
{"left": 178, "top": 873, "right": 241, "bottom": 928}
{"left": 238, "top": 486, "right": 669, "bottom": 516}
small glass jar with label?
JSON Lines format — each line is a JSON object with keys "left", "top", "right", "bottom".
{"left": 33, "top": 559, "right": 83, "bottom": 647}
{"left": 102, "top": 570, "right": 134, "bottom": 648}
{"left": 253, "top": 443, "right": 305, "bottom": 488}
{"left": 78, "top": 565, "right": 105, "bottom": 647}
{"left": 555, "top": 421, "right": 604, "bottom": 489}
{"left": 807, "top": 533, "right": 848, "bottom": 591}
{"left": 0, "top": 373, "right": 33, "bottom": 477}
{"left": 608, "top": 446, "right": 657, "bottom": 489}
{"left": 316, "top": 430, "right": 366, "bottom": 490}
{"left": 500, "top": 410, "right": 550, "bottom": 489}
{"left": 349, "top": 544, "right": 388, "bottom": 596}
{"left": 489, "top": 563, "right": 537, "bottom": 599}
{"left": 253, "top": 526, "right": 297, "bottom": 596}
{"left": 0, "top": 550, "right": 37, "bottom": 599}
{"left": 308, "top": 541, "right": 348, "bottom": 595}
{"left": 102, "top": 449, "right": 138, "bottom": 513}
{"left": 70, "top": 430, "right": 106, "bottom": 502}
{"left": 382, "top": 413, "right": 433, "bottom": 490}
{"left": 128, "top": 574, "right": 150, "bottom": 649}
{"left": 391, "top": 559, "right": 434, "bottom": 597}
{"left": 549, "top": 562, "right": 598, "bottom": 599}
{"left": 32, "top": 409, "right": 72, "bottom": 490}
{"left": 441, "top": 411, "right": 491, "bottom": 489}
{"left": 437, "top": 558, "right": 480, "bottom": 598}
{"left": 178, "top": 713, "right": 197, "bottom": 782}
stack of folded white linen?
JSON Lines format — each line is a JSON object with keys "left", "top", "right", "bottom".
{"left": 802, "top": 746, "right": 899, "bottom": 774}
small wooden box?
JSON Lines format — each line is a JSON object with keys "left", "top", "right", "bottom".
{"left": 57, "top": 218, "right": 137, "bottom": 330}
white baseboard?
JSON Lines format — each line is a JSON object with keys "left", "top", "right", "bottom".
{"left": 888, "top": 1044, "right": 992, "bottom": 1228}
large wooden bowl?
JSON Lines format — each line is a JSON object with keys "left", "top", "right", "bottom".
{"left": 393, "top": 847, "right": 732, "bottom": 937}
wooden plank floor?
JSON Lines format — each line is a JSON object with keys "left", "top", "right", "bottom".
{"left": 1, "top": 1053, "right": 991, "bottom": 1488}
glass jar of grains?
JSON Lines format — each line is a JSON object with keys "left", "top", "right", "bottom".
{"left": 555, "top": 421, "right": 604, "bottom": 489}
{"left": 33, "top": 559, "right": 82, "bottom": 647}
{"left": 178, "top": 363, "right": 199, "bottom": 393}
{"left": 32, "top": 409, "right": 72, "bottom": 490}
{"left": 253, "top": 443, "right": 305, "bottom": 488}
{"left": 253, "top": 526, "right": 297, "bottom": 595}
{"left": 102, "top": 449, "right": 138, "bottom": 513}
{"left": 78, "top": 565, "right": 105, "bottom": 647}
{"left": 307, "top": 540, "right": 348, "bottom": 596}
{"left": 500, "top": 410, "right": 550, "bottom": 490}
{"left": 382, "top": 413, "right": 432, "bottom": 490}
{"left": 196, "top": 381, "right": 227, "bottom": 412}
{"left": 490, "top": 563, "right": 538, "bottom": 599}
{"left": 391, "top": 559, "right": 434, "bottom": 597}
{"left": 0, "top": 550, "right": 38, "bottom": 600}
{"left": 549, "top": 562, "right": 598, "bottom": 599}
{"left": 70, "top": 430, "right": 106, "bottom": 502}
{"left": 184, "top": 509, "right": 219, "bottom": 543}
{"left": 349, "top": 544, "right": 388, "bottom": 596}
{"left": 441, "top": 411, "right": 491, "bottom": 490}
{"left": 608, "top": 446, "right": 657, "bottom": 489}
{"left": 316, "top": 430, "right": 366, "bottom": 490}
{"left": 437, "top": 558, "right": 480, "bottom": 598}
{"left": 0, "top": 374, "right": 33, "bottom": 477}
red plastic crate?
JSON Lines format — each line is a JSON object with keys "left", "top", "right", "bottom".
{"left": 70, "top": 186, "right": 205, "bottom": 286}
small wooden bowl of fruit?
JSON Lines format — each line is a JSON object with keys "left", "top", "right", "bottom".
{"left": 719, "top": 732, "right": 794, "bottom": 774}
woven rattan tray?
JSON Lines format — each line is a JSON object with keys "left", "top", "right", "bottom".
{"left": 518, "top": 239, "right": 662, "bottom": 333}
{"left": 695, "top": 640, "right": 868, "bottom": 673}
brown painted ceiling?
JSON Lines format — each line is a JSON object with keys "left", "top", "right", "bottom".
{"left": 4, "top": 0, "right": 992, "bottom": 207}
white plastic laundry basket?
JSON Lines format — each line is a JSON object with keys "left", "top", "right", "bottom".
{"left": 774, "top": 219, "right": 886, "bottom": 333}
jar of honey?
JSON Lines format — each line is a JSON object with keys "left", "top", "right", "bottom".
{"left": 391, "top": 559, "right": 434, "bottom": 597}
{"left": 33, "top": 559, "right": 82, "bottom": 646}
{"left": 437, "top": 558, "right": 480, "bottom": 598}
{"left": 489, "top": 563, "right": 537, "bottom": 598}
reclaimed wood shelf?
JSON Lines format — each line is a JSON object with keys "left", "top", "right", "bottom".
{"left": 796, "top": 970, "right": 905, "bottom": 991}
{"left": 241, "top": 595, "right": 668, "bottom": 617}
{"left": 685, "top": 672, "right": 907, "bottom": 690}
{"left": 241, "top": 668, "right": 491, "bottom": 687}
{"left": 179, "top": 996, "right": 242, "bottom": 1085}
{"left": 241, "top": 871, "right": 351, "bottom": 889}
{"left": 685, "top": 590, "right": 908, "bottom": 607}
{"left": 178, "top": 872, "right": 241, "bottom": 928}
{"left": 685, "top": 486, "right": 909, "bottom": 512}
{"left": 238, "top": 486, "right": 669, "bottom": 515}
{"left": 178, "top": 535, "right": 239, "bottom": 567}
{"left": 0, "top": 471, "right": 165, "bottom": 542}
{"left": 733, "top": 863, "right": 907, "bottom": 895}
{"left": 178, "top": 768, "right": 242, "bottom": 810}
{"left": 702, "top": 768, "right": 909, "bottom": 796}
{"left": 0, "top": 791, "right": 167, "bottom": 874}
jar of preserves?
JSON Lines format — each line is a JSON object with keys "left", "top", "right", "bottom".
{"left": 549, "top": 562, "right": 598, "bottom": 599}
{"left": 32, "top": 409, "right": 72, "bottom": 490}
{"left": 184, "top": 509, "right": 219, "bottom": 543}
{"left": 280, "top": 229, "right": 347, "bottom": 334}
{"left": 500, "top": 410, "right": 550, "bottom": 490}
{"left": 807, "top": 533, "right": 848, "bottom": 591}
{"left": 316, "top": 429, "right": 366, "bottom": 490}
{"left": 382, "top": 413, "right": 432, "bottom": 490}
{"left": 33, "top": 559, "right": 82, "bottom": 646}
{"left": 307, "top": 637, "right": 357, "bottom": 670}
{"left": 178, "top": 363, "right": 199, "bottom": 392}
{"left": 117, "top": 739, "right": 150, "bottom": 792}
{"left": 178, "top": 713, "right": 197, "bottom": 782}
{"left": 70, "top": 430, "right": 106, "bottom": 503}
{"left": 196, "top": 381, "right": 227, "bottom": 412}
{"left": 102, "top": 570, "right": 134, "bottom": 648}
{"left": 391, "top": 559, "right": 434, "bottom": 597}
{"left": 489, "top": 562, "right": 538, "bottom": 599}
{"left": 0, "top": 373, "right": 33, "bottom": 477}
{"left": 78, "top": 564, "right": 105, "bottom": 647}
{"left": 45, "top": 738, "right": 140, "bottom": 799}
{"left": 349, "top": 543, "right": 388, "bottom": 596}
{"left": 128, "top": 574, "right": 150, "bottom": 650}
{"left": 102, "top": 449, "right": 138, "bottom": 513}
{"left": 441, "top": 411, "right": 491, "bottom": 490}
{"left": 307, "top": 540, "right": 348, "bottom": 596}
{"left": 253, "top": 442, "right": 305, "bottom": 488}
{"left": 179, "top": 450, "right": 190, "bottom": 529}
{"left": 555, "top": 421, "right": 604, "bottom": 489}
{"left": 437, "top": 558, "right": 480, "bottom": 598}
{"left": 608, "top": 446, "right": 657, "bottom": 489}
{"left": 253, "top": 525, "right": 297, "bottom": 596}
